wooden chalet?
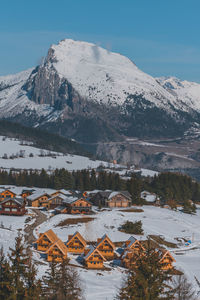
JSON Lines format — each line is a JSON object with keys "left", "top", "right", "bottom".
{"left": 96, "top": 234, "right": 115, "bottom": 260}
{"left": 83, "top": 246, "right": 106, "bottom": 269}
{"left": 27, "top": 192, "right": 50, "bottom": 207}
{"left": 63, "top": 196, "right": 92, "bottom": 214}
{"left": 0, "top": 189, "right": 16, "bottom": 201}
{"left": 121, "top": 236, "right": 146, "bottom": 268}
{"left": 47, "top": 194, "right": 67, "bottom": 210}
{"left": 107, "top": 191, "right": 132, "bottom": 208}
{"left": 124, "top": 236, "right": 145, "bottom": 253}
{"left": 65, "top": 231, "right": 87, "bottom": 254}
{"left": 35, "top": 229, "right": 59, "bottom": 252}
{"left": 0, "top": 197, "right": 26, "bottom": 216}
{"left": 45, "top": 239, "right": 68, "bottom": 262}
{"left": 159, "top": 249, "right": 175, "bottom": 270}
{"left": 90, "top": 191, "right": 111, "bottom": 207}
{"left": 90, "top": 191, "right": 132, "bottom": 208}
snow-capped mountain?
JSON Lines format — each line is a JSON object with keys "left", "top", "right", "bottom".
{"left": 0, "top": 38, "right": 200, "bottom": 142}
{"left": 156, "top": 76, "right": 200, "bottom": 112}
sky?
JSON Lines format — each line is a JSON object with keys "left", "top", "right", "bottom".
{"left": 0, "top": 0, "right": 200, "bottom": 82}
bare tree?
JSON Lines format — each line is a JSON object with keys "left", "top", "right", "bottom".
{"left": 172, "top": 274, "right": 197, "bottom": 300}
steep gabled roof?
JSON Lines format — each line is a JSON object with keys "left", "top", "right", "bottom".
{"left": 27, "top": 191, "right": 50, "bottom": 202}
{"left": 84, "top": 246, "right": 106, "bottom": 261}
{"left": 0, "top": 189, "right": 16, "bottom": 196}
{"left": 37, "top": 229, "right": 59, "bottom": 244}
{"left": 66, "top": 231, "right": 87, "bottom": 247}
{"left": 159, "top": 249, "right": 176, "bottom": 262}
{"left": 0, "top": 197, "right": 24, "bottom": 206}
{"left": 108, "top": 191, "right": 131, "bottom": 200}
{"left": 96, "top": 234, "right": 115, "bottom": 250}
{"left": 63, "top": 196, "right": 92, "bottom": 205}
{"left": 45, "top": 239, "right": 68, "bottom": 256}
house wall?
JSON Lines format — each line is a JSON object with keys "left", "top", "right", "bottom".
{"left": 108, "top": 194, "right": 130, "bottom": 208}
{"left": 66, "top": 238, "right": 85, "bottom": 254}
{"left": 86, "top": 255, "right": 104, "bottom": 269}
{"left": 0, "top": 200, "right": 26, "bottom": 216}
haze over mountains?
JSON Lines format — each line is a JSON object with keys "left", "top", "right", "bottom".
{"left": 1, "top": 39, "right": 200, "bottom": 174}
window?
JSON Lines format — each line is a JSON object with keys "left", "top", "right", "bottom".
{"left": 11, "top": 208, "right": 17, "bottom": 212}
{"left": 5, "top": 208, "right": 10, "bottom": 212}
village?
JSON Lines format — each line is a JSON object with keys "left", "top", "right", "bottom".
{"left": 0, "top": 185, "right": 191, "bottom": 272}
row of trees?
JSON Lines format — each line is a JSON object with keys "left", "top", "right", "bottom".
{"left": 0, "top": 233, "right": 83, "bottom": 300}
{"left": 0, "top": 169, "right": 200, "bottom": 206}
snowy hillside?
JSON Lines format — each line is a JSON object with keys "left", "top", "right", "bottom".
{"left": 0, "top": 136, "right": 114, "bottom": 171}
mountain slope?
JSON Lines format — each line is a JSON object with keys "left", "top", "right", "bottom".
{"left": 0, "top": 39, "right": 200, "bottom": 144}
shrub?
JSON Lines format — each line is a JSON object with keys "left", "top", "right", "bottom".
{"left": 120, "top": 220, "right": 143, "bottom": 235}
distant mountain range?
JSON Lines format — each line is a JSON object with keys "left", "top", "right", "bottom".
{"left": 1, "top": 39, "right": 200, "bottom": 172}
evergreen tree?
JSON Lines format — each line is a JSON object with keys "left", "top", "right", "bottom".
{"left": 24, "top": 250, "right": 42, "bottom": 299}
{"left": 8, "top": 232, "right": 29, "bottom": 299}
{"left": 0, "top": 247, "right": 14, "bottom": 299}
{"left": 116, "top": 241, "right": 174, "bottom": 300}
{"left": 43, "top": 258, "right": 82, "bottom": 300}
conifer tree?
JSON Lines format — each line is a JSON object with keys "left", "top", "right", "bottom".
{"left": 24, "top": 250, "right": 42, "bottom": 299}
{"left": 116, "top": 241, "right": 174, "bottom": 300}
{"left": 43, "top": 258, "right": 83, "bottom": 300}
{"left": 0, "top": 247, "right": 13, "bottom": 299}
{"left": 8, "top": 232, "right": 29, "bottom": 299}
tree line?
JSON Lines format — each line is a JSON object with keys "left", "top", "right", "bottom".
{"left": 0, "top": 168, "right": 200, "bottom": 206}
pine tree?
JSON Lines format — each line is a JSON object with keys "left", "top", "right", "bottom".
{"left": 43, "top": 258, "right": 82, "bottom": 300}
{"left": 42, "top": 259, "right": 59, "bottom": 299}
{"left": 0, "top": 247, "right": 14, "bottom": 299}
{"left": 8, "top": 232, "right": 29, "bottom": 299}
{"left": 116, "top": 241, "right": 174, "bottom": 300}
{"left": 24, "top": 250, "right": 42, "bottom": 299}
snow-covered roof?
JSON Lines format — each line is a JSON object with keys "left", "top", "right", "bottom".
{"left": 63, "top": 196, "right": 79, "bottom": 204}
{"left": 108, "top": 191, "right": 131, "bottom": 200}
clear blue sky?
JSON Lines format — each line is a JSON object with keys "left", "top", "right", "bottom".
{"left": 1, "top": 0, "right": 200, "bottom": 82}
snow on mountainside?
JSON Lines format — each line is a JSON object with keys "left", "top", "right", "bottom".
{"left": 0, "top": 69, "right": 56, "bottom": 120}
{"left": 51, "top": 39, "right": 178, "bottom": 110}
{"left": 157, "top": 76, "right": 200, "bottom": 111}
{"left": 1, "top": 38, "right": 200, "bottom": 143}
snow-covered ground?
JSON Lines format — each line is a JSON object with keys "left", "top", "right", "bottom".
{"left": 1, "top": 204, "right": 200, "bottom": 299}
{"left": 0, "top": 136, "right": 117, "bottom": 171}
{"left": 34, "top": 206, "right": 200, "bottom": 297}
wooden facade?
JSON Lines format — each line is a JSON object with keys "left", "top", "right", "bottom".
{"left": 64, "top": 197, "right": 92, "bottom": 214}
{"left": 84, "top": 246, "right": 106, "bottom": 269}
{"left": 45, "top": 239, "right": 68, "bottom": 262}
{"left": 0, "top": 197, "right": 26, "bottom": 216}
{"left": 35, "top": 229, "right": 59, "bottom": 252}
{"left": 96, "top": 234, "right": 115, "bottom": 260}
{"left": 0, "top": 189, "right": 16, "bottom": 201}
{"left": 159, "top": 250, "right": 175, "bottom": 270}
{"left": 121, "top": 237, "right": 146, "bottom": 268}
{"left": 65, "top": 232, "right": 87, "bottom": 254}
{"left": 47, "top": 194, "right": 66, "bottom": 210}
{"left": 107, "top": 192, "right": 131, "bottom": 208}
{"left": 27, "top": 193, "right": 50, "bottom": 207}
